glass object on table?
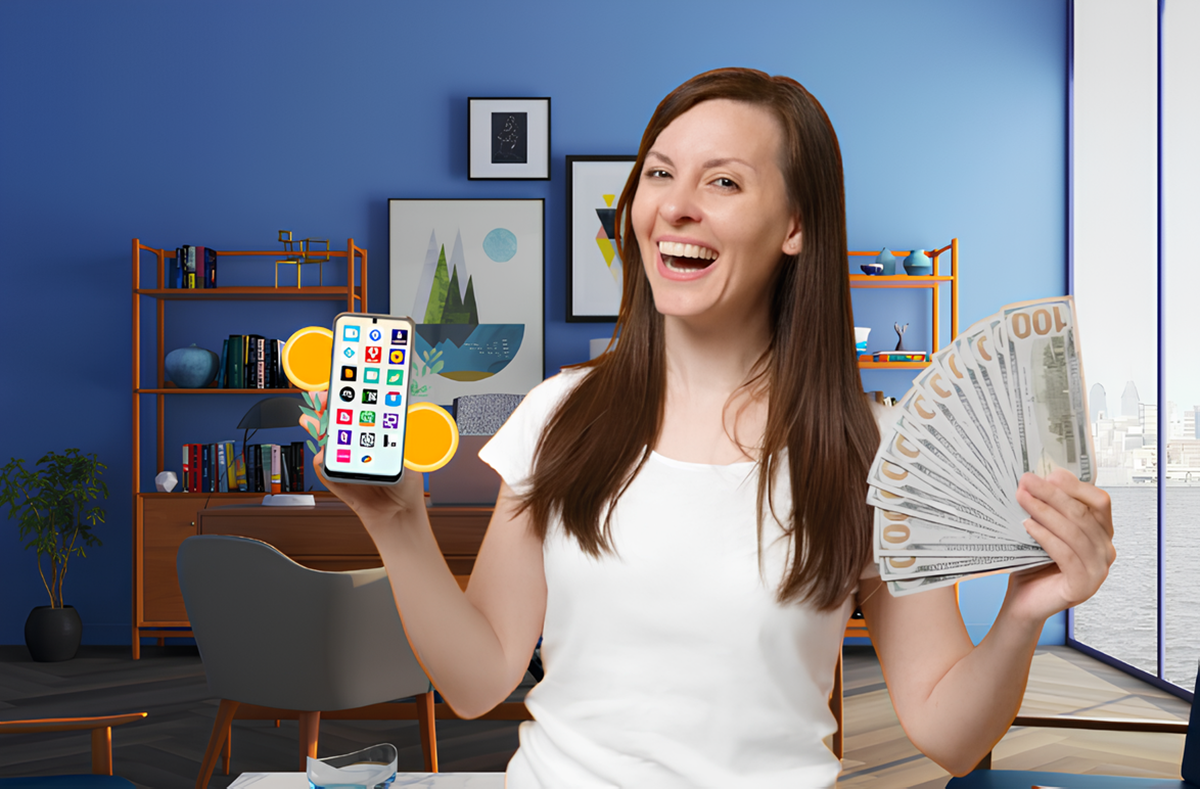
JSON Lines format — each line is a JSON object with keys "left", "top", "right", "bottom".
{"left": 307, "top": 743, "right": 397, "bottom": 789}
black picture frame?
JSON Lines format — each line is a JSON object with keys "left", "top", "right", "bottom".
{"left": 565, "top": 154, "right": 637, "bottom": 322}
{"left": 468, "top": 98, "right": 551, "bottom": 180}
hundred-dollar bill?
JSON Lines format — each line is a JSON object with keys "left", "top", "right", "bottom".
{"left": 874, "top": 508, "right": 1043, "bottom": 559}
{"left": 886, "top": 571, "right": 975, "bottom": 597}
{"left": 868, "top": 452, "right": 1015, "bottom": 536}
{"left": 953, "top": 326, "right": 1023, "bottom": 488}
{"left": 876, "top": 429, "right": 1024, "bottom": 527}
{"left": 998, "top": 297, "right": 1095, "bottom": 482}
{"left": 936, "top": 335, "right": 1021, "bottom": 491}
{"left": 889, "top": 413, "right": 1010, "bottom": 510}
{"left": 879, "top": 552, "right": 1050, "bottom": 582}
{"left": 867, "top": 484, "right": 1013, "bottom": 540}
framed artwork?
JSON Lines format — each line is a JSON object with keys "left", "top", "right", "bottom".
{"left": 566, "top": 155, "right": 637, "bottom": 321}
{"left": 468, "top": 98, "right": 551, "bottom": 180}
{"left": 388, "top": 198, "right": 544, "bottom": 405}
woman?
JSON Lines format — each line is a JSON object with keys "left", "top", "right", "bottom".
{"left": 313, "top": 68, "right": 1115, "bottom": 786}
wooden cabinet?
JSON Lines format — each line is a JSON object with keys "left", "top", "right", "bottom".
{"left": 131, "top": 238, "right": 366, "bottom": 657}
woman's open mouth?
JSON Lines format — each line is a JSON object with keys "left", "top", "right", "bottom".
{"left": 658, "top": 240, "right": 717, "bottom": 272}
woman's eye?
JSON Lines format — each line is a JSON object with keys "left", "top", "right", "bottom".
{"left": 714, "top": 177, "right": 739, "bottom": 190}
{"left": 645, "top": 168, "right": 670, "bottom": 179}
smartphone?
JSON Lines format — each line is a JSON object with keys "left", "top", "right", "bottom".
{"left": 322, "top": 312, "right": 415, "bottom": 485}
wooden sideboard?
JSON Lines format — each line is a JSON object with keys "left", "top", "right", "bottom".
{"left": 134, "top": 496, "right": 491, "bottom": 658}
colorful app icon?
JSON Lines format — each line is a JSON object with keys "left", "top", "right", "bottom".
{"left": 336, "top": 409, "right": 353, "bottom": 425}
{"left": 381, "top": 412, "right": 400, "bottom": 430}
{"left": 343, "top": 325, "right": 360, "bottom": 342}
{"left": 361, "top": 454, "right": 373, "bottom": 463}
{"left": 389, "top": 348, "right": 406, "bottom": 365}
{"left": 369, "top": 328, "right": 382, "bottom": 342}
{"left": 339, "top": 386, "right": 355, "bottom": 402}
{"left": 384, "top": 391, "right": 403, "bottom": 408}
{"left": 365, "top": 346, "right": 382, "bottom": 363}
{"left": 337, "top": 430, "right": 352, "bottom": 445}
{"left": 342, "top": 346, "right": 356, "bottom": 359}
{"left": 361, "top": 389, "right": 378, "bottom": 404}
{"left": 363, "top": 367, "right": 380, "bottom": 384}
{"left": 386, "top": 369, "right": 404, "bottom": 386}
{"left": 336, "top": 449, "right": 351, "bottom": 463}
{"left": 340, "top": 366, "right": 357, "bottom": 381}
{"left": 391, "top": 329, "right": 408, "bottom": 345}
{"left": 359, "top": 410, "right": 376, "bottom": 427}
{"left": 383, "top": 435, "right": 399, "bottom": 447}
{"left": 359, "top": 432, "right": 376, "bottom": 447}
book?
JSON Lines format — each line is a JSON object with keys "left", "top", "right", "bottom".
{"left": 185, "top": 246, "right": 196, "bottom": 289}
{"left": 227, "top": 335, "right": 243, "bottom": 389}
{"left": 201, "top": 444, "right": 211, "bottom": 493}
{"left": 270, "top": 444, "right": 281, "bottom": 493}
{"left": 266, "top": 339, "right": 277, "bottom": 388}
{"left": 234, "top": 450, "right": 248, "bottom": 492}
{"left": 196, "top": 246, "right": 206, "bottom": 289}
{"left": 182, "top": 445, "right": 190, "bottom": 492}
{"left": 290, "top": 441, "right": 305, "bottom": 492}
{"left": 190, "top": 444, "right": 201, "bottom": 492}
{"left": 218, "top": 340, "right": 229, "bottom": 389}
{"left": 223, "top": 441, "right": 237, "bottom": 491}
{"left": 257, "top": 337, "right": 266, "bottom": 389}
{"left": 205, "top": 248, "right": 218, "bottom": 288}
{"left": 260, "top": 444, "right": 272, "bottom": 493}
{"left": 216, "top": 443, "right": 229, "bottom": 493}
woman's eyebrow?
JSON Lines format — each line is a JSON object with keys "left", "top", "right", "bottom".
{"left": 645, "top": 150, "right": 756, "bottom": 173}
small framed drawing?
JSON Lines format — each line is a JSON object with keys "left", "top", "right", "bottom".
{"left": 468, "top": 98, "right": 551, "bottom": 180}
{"left": 566, "top": 155, "right": 637, "bottom": 322}
{"left": 388, "top": 198, "right": 545, "bottom": 405}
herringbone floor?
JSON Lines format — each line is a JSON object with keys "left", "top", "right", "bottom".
{"left": 0, "top": 644, "right": 1190, "bottom": 787}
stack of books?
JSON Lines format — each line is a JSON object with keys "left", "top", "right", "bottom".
{"left": 180, "top": 441, "right": 307, "bottom": 494}
{"left": 166, "top": 246, "right": 218, "bottom": 289}
{"left": 216, "top": 335, "right": 290, "bottom": 389}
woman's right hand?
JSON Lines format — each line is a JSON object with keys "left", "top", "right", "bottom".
{"left": 301, "top": 391, "right": 428, "bottom": 527}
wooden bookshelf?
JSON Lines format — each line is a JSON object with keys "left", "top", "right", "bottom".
{"left": 130, "top": 238, "right": 367, "bottom": 658}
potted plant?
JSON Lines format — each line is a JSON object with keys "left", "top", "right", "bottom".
{"left": 0, "top": 448, "right": 108, "bottom": 662}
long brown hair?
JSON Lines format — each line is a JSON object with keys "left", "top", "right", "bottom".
{"left": 518, "top": 68, "right": 879, "bottom": 610}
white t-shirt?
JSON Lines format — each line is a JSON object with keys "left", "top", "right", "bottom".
{"left": 479, "top": 369, "right": 866, "bottom": 788}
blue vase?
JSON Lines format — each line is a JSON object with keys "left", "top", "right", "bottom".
{"left": 903, "top": 248, "right": 932, "bottom": 276}
{"left": 875, "top": 248, "right": 897, "bottom": 276}
{"left": 165, "top": 344, "right": 220, "bottom": 389}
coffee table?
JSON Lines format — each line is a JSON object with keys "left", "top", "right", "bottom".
{"left": 228, "top": 774, "right": 504, "bottom": 788}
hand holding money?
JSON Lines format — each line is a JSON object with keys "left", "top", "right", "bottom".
{"left": 869, "top": 296, "right": 1115, "bottom": 600}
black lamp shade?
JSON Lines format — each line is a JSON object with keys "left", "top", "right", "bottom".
{"left": 237, "top": 397, "right": 305, "bottom": 430}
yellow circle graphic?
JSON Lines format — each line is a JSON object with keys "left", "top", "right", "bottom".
{"left": 281, "top": 326, "right": 333, "bottom": 392}
{"left": 404, "top": 402, "right": 459, "bottom": 473}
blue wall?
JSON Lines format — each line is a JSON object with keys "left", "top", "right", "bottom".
{"left": 0, "top": 0, "right": 1067, "bottom": 646}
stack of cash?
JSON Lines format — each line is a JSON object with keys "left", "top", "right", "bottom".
{"left": 868, "top": 296, "right": 1095, "bottom": 596}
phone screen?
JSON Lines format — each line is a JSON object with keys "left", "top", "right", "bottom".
{"left": 322, "top": 312, "right": 414, "bottom": 484}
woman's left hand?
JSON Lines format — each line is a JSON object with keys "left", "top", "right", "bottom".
{"left": 1008, "top": 469, "right": 1116, "bottom": 624}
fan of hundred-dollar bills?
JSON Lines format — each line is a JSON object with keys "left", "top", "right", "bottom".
{"left": 869, "top": 296, "right": 1096, "bottom": 596}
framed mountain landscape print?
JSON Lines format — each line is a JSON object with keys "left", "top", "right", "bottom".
{"left": 388, "top": 198, "right": 544, "bottom": 405}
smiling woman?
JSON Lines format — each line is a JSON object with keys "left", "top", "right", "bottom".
{"left": 319, "top": 67, "right": 1114, "bottom": 789}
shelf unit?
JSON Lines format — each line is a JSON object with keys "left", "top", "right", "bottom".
{"left": 850, "top": 238, "right": 958, "bottom": 370}
{"left": 130, "top": 238, "right": 366, "bottom": 658}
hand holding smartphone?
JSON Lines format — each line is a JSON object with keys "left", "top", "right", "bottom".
{"left": 321, "top": 312, "right": 415, "bottom": 486}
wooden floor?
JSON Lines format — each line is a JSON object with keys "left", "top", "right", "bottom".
{"left": 0, "top": 643, "right": 1190, "bottom": 787}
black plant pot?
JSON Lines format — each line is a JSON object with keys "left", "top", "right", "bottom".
{"left": 24, "top": 605, "right": 82, "bottom": 662}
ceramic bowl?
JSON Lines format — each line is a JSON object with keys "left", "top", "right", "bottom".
{"left": 860, "top": 261, "right": 883, "bottom": 276}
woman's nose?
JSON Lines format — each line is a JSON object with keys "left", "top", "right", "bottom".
{"left": 659, "top": 182, "right": 702, "bottom": 226}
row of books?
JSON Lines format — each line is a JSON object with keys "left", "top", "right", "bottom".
{"left": 166, "top": 246, "right": 218, "bottom": 289}
{"left": 216, "top": 335, "right": 291, "bottom": 389}
{"left": 180, "top": 442, "right": 307, "bottom": 493}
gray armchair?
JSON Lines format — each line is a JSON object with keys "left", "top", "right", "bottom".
{"left": 177, "top": 534, "right": 437, "bottom": 788}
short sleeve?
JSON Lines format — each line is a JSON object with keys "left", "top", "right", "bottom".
{"left": 477, "top": 369, "right": 587, "bottom": 496}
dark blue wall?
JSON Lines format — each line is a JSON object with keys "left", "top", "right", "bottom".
{"left": 0, "top": 0, "right": 1067, "bottom": 646}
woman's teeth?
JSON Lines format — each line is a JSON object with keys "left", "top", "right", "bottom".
{"left": 658, "top": 241, "right": 717, "bottom": 271}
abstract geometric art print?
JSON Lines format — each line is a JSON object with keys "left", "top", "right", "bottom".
{"left": 566, "top": 155, "right": 636, "bottom": 321}
{"left": 389, "top": 199, "right": 544, "bottom": 405}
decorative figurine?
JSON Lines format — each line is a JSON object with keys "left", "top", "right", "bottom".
{"left": 275, "top": 230, "right": 331, "bottom": 288}
{"left": 894, "top": 322, "right": 910, "bottom": 352}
